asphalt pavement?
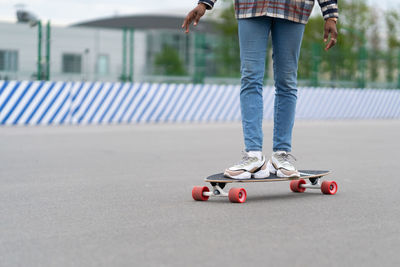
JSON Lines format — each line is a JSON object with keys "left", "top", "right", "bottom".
{"left": 1, "top": 120, "right": 399, "bottom": 267}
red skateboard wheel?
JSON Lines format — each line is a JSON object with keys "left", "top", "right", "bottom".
{"left": 321, "top": 181, "right": 338, "bottom": 195}
{"left": 228, "top": 188, "right": 247, "bottom": 203}
{"left": 192, "top": 186, "right": 210, "bottom": 201}
{"left": 290, "top": 179, "right": 306, "bottom": 193}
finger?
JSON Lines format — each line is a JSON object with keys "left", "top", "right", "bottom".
{"left": 325, "top": 40, "right": 332, "bottom": 50}
{"left": 194, "top": 13, "right": 202, "bottom": 26}
{"left": 185, "top": 20, "right": 192, "bottom": 33}
{"left": 182, "top": 20, "right": 189, "bottom": 33}
{"left": 331, "top": 29, "right": 338, "bottom": 41}
{"left": 184, "top": 17, "right": 193, "bottom": 33}
{"left": 330, "top": 38, "right": 337, "bottom": 48}
{"left": 182, "top": 12, "right": 195, "bottom": 31}
{"left": 182, "top": 19, "right": 187, "bottom": 29}
{"left": 181, "top": 18, "right": 187, "bottom": 28}
{"left": 182, "top": 15, "right": 191, "bottom": 28}
{"left": 323, "top": 28, "right": 330, "bottom": 43}
{"left": 325, "top": 38, "right": 337, "bottom": 50}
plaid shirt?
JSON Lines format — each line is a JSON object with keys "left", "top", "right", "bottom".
{"left": 198, "top": 0, "right": 338, "bottom": 24}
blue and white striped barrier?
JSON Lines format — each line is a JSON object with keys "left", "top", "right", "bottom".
{"left": 0, "top": 80, "right": 399, "bottom": 126}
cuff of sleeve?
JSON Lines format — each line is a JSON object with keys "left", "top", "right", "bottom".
{"left": 323, "top": 14, "right": 339, "bottom": 21}
{"left": 198, "top": 0, "right": 214, "bottom": 10}
{"left": 323, "top": 12, "right": 339, "bottom": 20}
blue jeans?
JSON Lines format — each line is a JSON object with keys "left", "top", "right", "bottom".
{"left": 238, "top": 16, "right": 305, "bottom": 152}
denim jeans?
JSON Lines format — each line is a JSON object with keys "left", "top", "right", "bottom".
{"left": 238, "top": 16, "right": 305, "bottom": 152}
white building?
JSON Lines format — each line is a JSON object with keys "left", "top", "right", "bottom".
{"left": 0, "top": 15, "right": 215, "bottom": 82}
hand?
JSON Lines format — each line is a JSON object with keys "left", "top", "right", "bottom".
{"left": 182, "top": 3, "right": 207, "bottom": 34}
{"left": 324, "top": 18, "right": 338, "bottom": 51}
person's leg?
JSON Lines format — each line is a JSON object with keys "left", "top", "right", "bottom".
{"left": 238, "top": 16, "right": 272, "bottom": 152}
{"left": 224, "top": 17, "right": 272, "bottom": 180}
{"left": 270, "top": 18, "right": 305, "bottom": 152}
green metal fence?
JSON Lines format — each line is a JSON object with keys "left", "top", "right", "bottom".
{"left": 190, "top": 32, "right": 400, "bottom": 89}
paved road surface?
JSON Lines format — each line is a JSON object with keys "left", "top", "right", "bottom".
{"left": 1, "top": 121, "right": 399, "bottom": 267}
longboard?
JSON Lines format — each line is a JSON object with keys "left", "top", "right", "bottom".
{"left": 192, "top": 170, "right": 337, "bottom": 203}
{"left": 205, "top": 170, "right": 331, "bottom": 183}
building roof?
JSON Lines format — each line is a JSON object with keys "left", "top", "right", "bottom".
{"left": 72, "top": 14, "right": 216, "bottom": 33}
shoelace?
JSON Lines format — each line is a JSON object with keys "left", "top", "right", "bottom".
{"left": 236, "top": 152, "right": 253, "bottom": 167}
{"left": 276, "top": 153, "right": 297, "bottom": 164}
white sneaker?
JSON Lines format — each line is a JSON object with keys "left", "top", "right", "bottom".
{"left": 268, "top": 151, "right": 300, "bottom": 178}
{"left": 224, "top": 151, "right": 270, "bottom": 179}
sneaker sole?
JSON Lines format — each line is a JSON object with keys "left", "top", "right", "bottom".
{"left": 252, "top": 168, "right": 270, "bottom": 179}
{"left": 267, "top": 160, "right": 299, "bottom": 178}
{"left": 224, "top": 171, "right": 252, "bottom": 180}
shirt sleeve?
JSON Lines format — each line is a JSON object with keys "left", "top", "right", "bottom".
{"left": 317, "top": 0, "right": 339, "bottom": 20}
{"left": 198, "top": 0, "right": 217, "bottom": 10}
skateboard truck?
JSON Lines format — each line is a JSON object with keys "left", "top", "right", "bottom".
{"left": 203, "top": 184, "right": 228, "bottom": 197}
{"left": 301, "top": 177, "right": 322, "bottom": 189}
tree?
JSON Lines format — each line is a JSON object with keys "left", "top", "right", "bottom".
{"left": 384, "top": 9, "right": 400, "bottom": 83}
{"left": 298, "top": 16, "right": 325, "bottom": 82}
{"left": 212, "top": 0, "right": 241, "bottom": 77}
{"left": 330, "top": 0, "right": 370, "bottom": 84}
{"left": 154, "top": 45, "right": 186, "bottom": 76}
{"left": 368, "top": 12, "right": 381, "bottom": 82}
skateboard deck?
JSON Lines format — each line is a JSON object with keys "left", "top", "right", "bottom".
{"left": 205, "top": 170, "right": 330, "bottom": 183}
{"left": 193, "top": 169, "right": 337, "bottom": 203}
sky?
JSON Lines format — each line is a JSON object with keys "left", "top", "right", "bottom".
{"left": 0, "top": 0, "right": 398, "bottom": 26}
